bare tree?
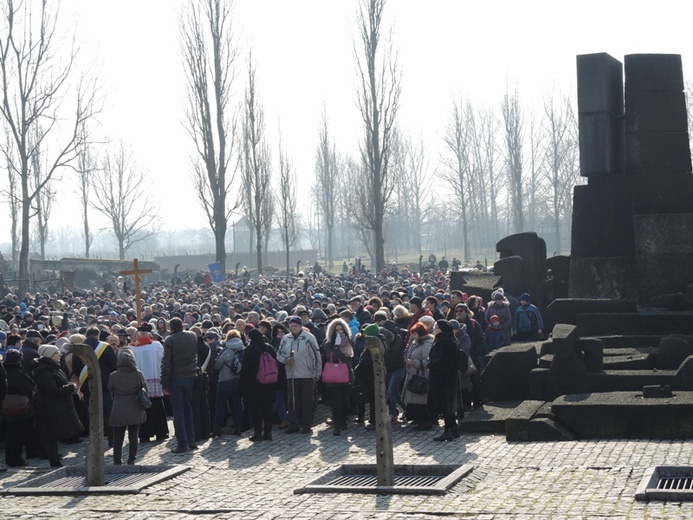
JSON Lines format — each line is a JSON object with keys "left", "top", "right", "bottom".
{"left": 276, "top": 137, "right": 299, "bottom": 279}
{"left": 240, "top": 54, "right": 272, "bottom": 275}
{"left": 315, "top": 108, "right": 337, "bottom": 268}
{"left": 353, "top": 0, "right": 401, "bottom": 272}
{"left": 400, "top": 134, "right": 430, "bottom": 255}
{"left": 1, "top": 130, "right": 19, "bottom": 269}
{"left": 481, "top": 108, "right": 501, "bottom": 244}
{"left": 441, "top": 97, "right": 472, "bottom": 264}
{"left": 75, "top": 121, "right": 95, "bottom": 258}
{"left": 543, "top": 90, "right": 580, "bottom": 253}
{"left": 0, "top": 0, "right": 97, "bottom": 290}
{"left": 91, "top": 143, "right": 157, "bottom": 259}
{"left": 526, "top": 109, "right": 546, "bottom": 232}
{"left": 181, "top": 0, "right": 239, "bottom": 276}
{"left": 29, "top": 124, "right": 55, "bottom": 260}
{"left": 501, "top": 86, "right": 525, "bottom": 233}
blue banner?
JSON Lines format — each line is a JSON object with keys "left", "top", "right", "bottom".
{"left": 209, "top": 262, "right": 224, "bottom": 283}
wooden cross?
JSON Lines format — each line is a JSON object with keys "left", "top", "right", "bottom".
{"left": 120, "top": 258, "right": 152, "bottom": 325}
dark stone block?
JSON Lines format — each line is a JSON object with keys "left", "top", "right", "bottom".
{"left": 492, "top": 256, "right": 524, "bottom": 297}
{"left": 495, "top": 232, "right": 547, "bottom": 306}
{"left": 635, "top": 254, "right": 693, "bottom": 301}
{"left": 597, "top": 336, "right": 663, "bottom": 348}
{"left": 551, "top": 391, "right": 693, "bottom": 439}
{"left": 587, "top": 369, "right": 675, "bottom": 392}
{"left": 640, "top": 313, "right": 693, "bottom": 336}
{"left": 603, "top": 347, "right": 658, "bottom": 357}
{"left": 458, "top": 401, "right": 523, "bottom": 433}
{"left": 625, "top": 91, "right": 688, "bottom": 133}
{"left": 546, "top": 350, "right": 589, "bottom": 400}
{"left": 577, "top": 53, "right": 624, "bottom": 113}
{"left": 552, "top": 324, "right": 579, "bottom": 360}
{"left": 571, "top": 179, "right": 634, "bottom": 258}
{"left": 579, "top": 112, "right": 624, "bottom": 176}
{"left": 505, "top": 400, "right": 545, "bottom": 442}
{"left": 603, "top": 355, "right": 653, "bottom": 370}
{"left": 657, "top": 335, "right": 693, "bottom": 369}
{"left": 540, "top": 279, "right": 569, "bottom": 310}
{"left": 569, "top": 257, "right": 640, "bottom": 299}
{"left": 449, "top": 271, "right": 467, "bottom": 292}
{"left": 625, "top": 132, "right": 692, "bottom": 175}
{"left": 653, "top": 293, "right": 689, "bottom": 311}
{"left": 624, "top": 54, "right": 684, "bottom": 92}
{"left": 538, "top": 354, "right": 552, "bottom": 369}
{"left": 528, "top": 368, "right": 549, "bottom": 401}
{"left": 528, "top": 417, "right": 578, "bottom": 441}
{"left": 480, "top": 345, "right": 538, "bottom": 402}
{"left": 545, "top": 255, "right": 571, "bottom": 281}
{"left": 576, "top": 313, "right": 642, "bottom": 336}
{"left": 539, "top": 339, "right": 555, "bottom": 357}
{"left": 643, "top": 385, "right": 673, "bottom": 398}
{"left": 577, "top": 338, "right": 604, "bottom": 373}
{"left": 634, "top": 214, "right": 693, "bottom": 255}
{"left": 547, "top": 298, "right": 638, "bottom": 326}
{"left": 675, "top": 356, "right": 693, "bottom": 390}
{"left": 628, "top": 173, "right": 693, "bottom": 215}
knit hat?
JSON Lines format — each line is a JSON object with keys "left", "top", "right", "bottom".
{"left": 38, "top": 344, "right": 59, "bottom": 358}
{"left": 288, "top": 316, "right": 303, "bottom": 326}
{"left": 436, "top": 319, "right": 453, "bottom": 335}
{"left": 520, "top": 293, "right": 531, "bottom": 303}
{"left": 409, "top": 296, "right": 423, "bottom": 308}
{"left": 364, "top": 323, "right": 380, "bottom": 337}
{"left": 26, "top": 329, "right": 42, "bottom": 339}
{"left": 489, "top": 315, "right": 501, "bottom": 326}
{"left": 69, "top": 333, "right": 86, "bottom": 345}
{"left": 4, "top": 348, "right": 22, "bottom": 363}
{"left": 449, "top": 319, "right": 461, "bottom": 331}
{"left": 247, "top": 328, "right": 265, "bottom": 343}
{"left": 418, "top": 315, "right": 435, "bottom": 328}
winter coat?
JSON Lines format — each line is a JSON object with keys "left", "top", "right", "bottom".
{"left": 322, "top": 319, "right": 354, "bottom": 387}
{"left": 485, "top": 326, "right": 508, "bottom": 351}
{"left": 161, "top": 330, "right": 199, "bottom": 389}
{"left": 85, "top": 336, "right": 117, "bottom": 392}
{"left": 427, "top": 331, "right": 460, "bottom": 415}
{"left": 459, "top": 316, "right": 488, "bottom": 370}
{"left": 276, "top": 330, "right": 322, "bottom": 380}
{"left": 485, "top": 301, "right": 512, "bottom": 345}
{"left": 108, "top": 349, "right": 147, "bottom": 428}
{"left": 213, "top": 337, "right": 245, "bottom": 382}
{"left": 402, "top": 333, "right": 433, "bottom": 406}
{"left": 3, "top": 360, "right": 34, "bottom": 421}
{"left": 382, "top": 320, "right": 405, "bottom": 372}
{"left": 239, "top": 337, "right": 277, "bottom": 404}
{"left": 32, "top": 357, "right": 83, "bottom": 441}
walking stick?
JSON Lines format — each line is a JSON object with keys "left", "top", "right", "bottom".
{"left": 290, "top": 349, "right": 296, "bottom": 411}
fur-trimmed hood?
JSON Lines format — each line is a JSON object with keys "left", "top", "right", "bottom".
{"left": 326, "top": 318, "right": 351, "bottom": 343}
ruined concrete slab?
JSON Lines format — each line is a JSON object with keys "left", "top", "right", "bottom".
{"left": 505, "top": 400, "right": 545, "bottom": 442}
{"left": 480, "top": 345, "right": 538, "bottom": 402}
{"left": 528, "top": 417, "right": 578, "bottom": 442}
{"left": 551, "top": 391, "right": 693, "bottom": 439}
{"left": 458, "top": 401, "right": 523, "bottom": 433}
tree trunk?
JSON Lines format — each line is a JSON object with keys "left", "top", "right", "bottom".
{"left": 256, "top": 228, "right": 263, "bottom": 276}
{"left": 215, "top": 209, "right": 227, "bottom": 275}
{"left": 327, "top": 224, "right": 334, "bottom": 269}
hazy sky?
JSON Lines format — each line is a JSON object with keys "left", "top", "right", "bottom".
{"left": 47, "top": 0, "right": 693, "bottom": 234}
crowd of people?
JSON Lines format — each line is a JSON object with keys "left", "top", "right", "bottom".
{"left": 0, "top": 261, "right": 545, "bottom": 467}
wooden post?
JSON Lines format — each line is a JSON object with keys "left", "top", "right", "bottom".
{"left": 366, "top": 335, "right": 394, "bottom": 487}
{"left": 73, "top": 344, "right": 105, "bottom": 487}
{"left": 120, "top": 258, "right": 152, "bottom": 325}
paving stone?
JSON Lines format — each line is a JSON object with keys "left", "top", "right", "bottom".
{"left": 3, "top": 409, "right": 693, "bottom": 518}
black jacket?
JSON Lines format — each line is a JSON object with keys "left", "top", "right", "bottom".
{"left": 32, "top": 357, "right": 83, "bottom": 441}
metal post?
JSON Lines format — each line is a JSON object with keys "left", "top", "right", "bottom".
{"left": 73, "top": 344, "right": 105, "bottom": 487}
{"left": 366, "top": 336, "right": 394, "bottom": 487}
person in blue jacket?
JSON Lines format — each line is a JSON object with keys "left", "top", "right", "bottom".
{"left": 512, "top": 293, "right": 544, "bottom": 341}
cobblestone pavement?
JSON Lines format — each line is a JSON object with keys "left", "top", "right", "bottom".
{"left": 2, "top": 405, "right": 693, "bottom": 519}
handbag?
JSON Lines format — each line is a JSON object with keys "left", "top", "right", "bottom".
{"left": 2, "top": 394, "right": 30, "bottom": 416}
{"left": 406, "top": 369, "right": 428, "bottom": 395}
{"left": 465, "top": 356, "right": 478, "bottom": 377}
{"left": 322, "top": 355, "right": 350, "bottom": 384}
{"left": 136, "top": 374, "right": 152, "bottom": 409}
